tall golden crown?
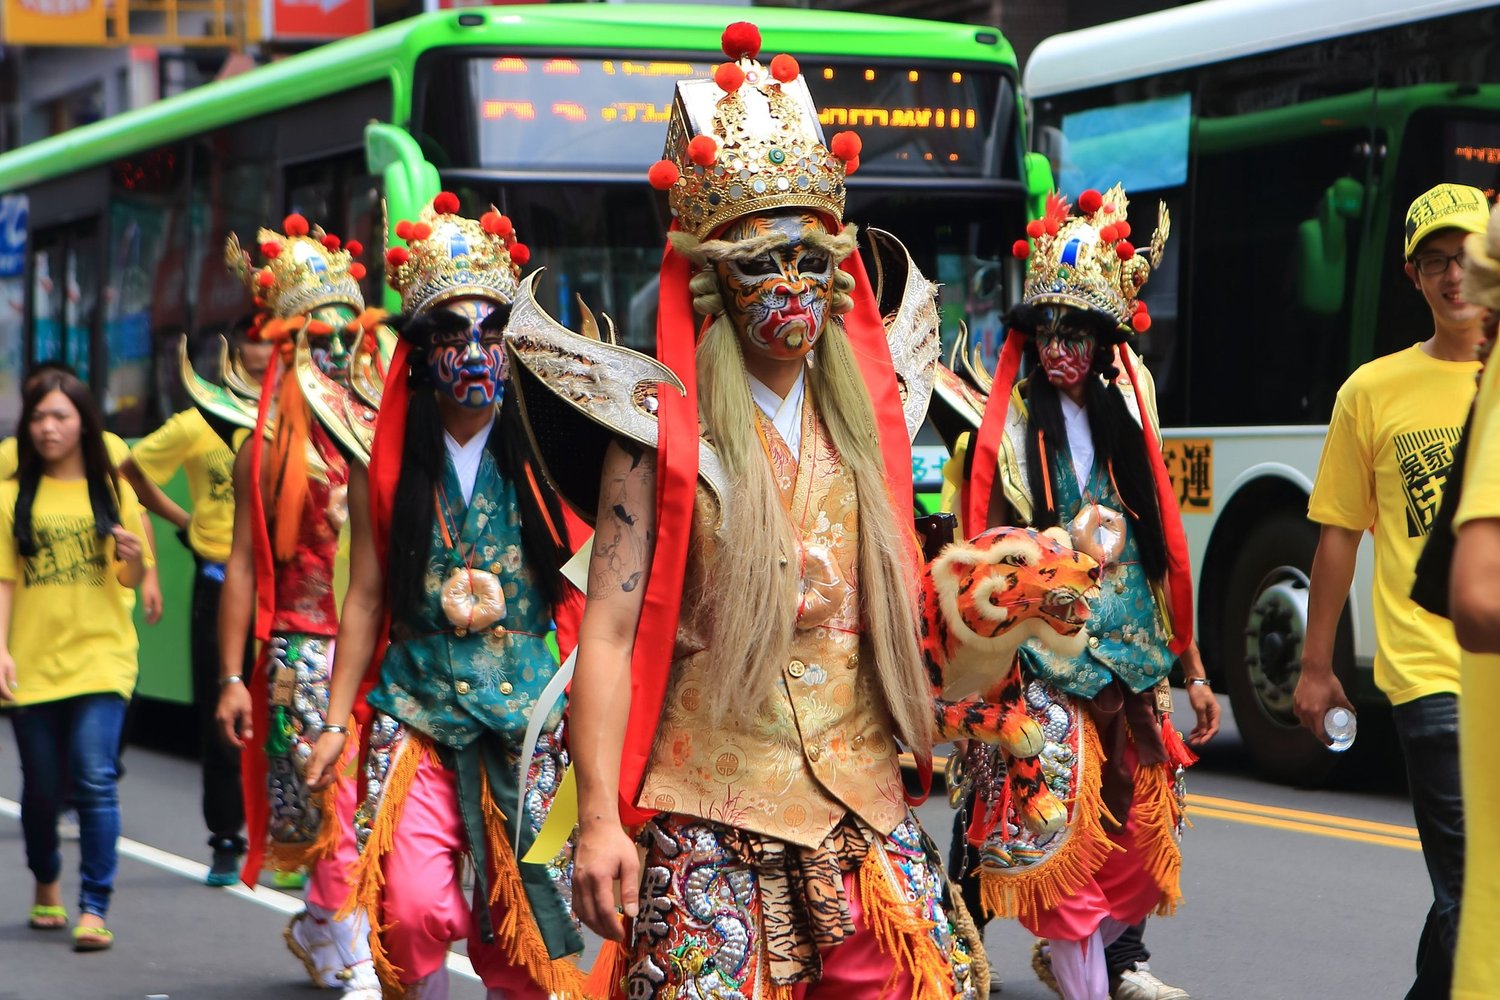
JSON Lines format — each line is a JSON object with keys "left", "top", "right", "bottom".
{"left": 385, "top": 192, "right": 526, "bottom": 316}
{"left": 648, "top": 21, "right": 862, "bottom": 240}
{"left": 225, "top": 215, "right": 366, "bottom": 320}
{"left": 1018, "top": 184, "right": 1170, "bottom": 335}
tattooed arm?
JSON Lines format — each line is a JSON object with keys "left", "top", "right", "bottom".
{"left": 572, "top": 439, "right": 657, "bottom": 940}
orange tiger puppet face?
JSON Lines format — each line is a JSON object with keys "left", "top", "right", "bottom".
{"left": 923, "top": 526, "right": 1100, "bottom": 700}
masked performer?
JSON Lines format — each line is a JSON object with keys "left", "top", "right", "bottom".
{"left": 928, "top": 187, "right": 1218, "bottom": 1000}
{"left": 303, "top": 194, "right": 587, "bottom": 1000}
{"left": 503, "top": 22, "right": 985, "bottom": 999}
{"left": 214, "top": 216, "right": 383, "bottom": 998}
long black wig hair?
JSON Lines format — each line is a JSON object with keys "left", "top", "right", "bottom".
{"left": 384, "top": 304, "right": 573, "bottom": 615}
{"left": 12, "top": 368, "right": 121, "bottom": 557}
{"left": 1007, "top": 302, "right": 1168, "bottom": 582}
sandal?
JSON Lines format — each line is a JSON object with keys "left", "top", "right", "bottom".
{"left": 27, "top": 904, "right": 67, "bottom": 930}
{"left": 72, "top": 924, "right": 114, "bottom": 952}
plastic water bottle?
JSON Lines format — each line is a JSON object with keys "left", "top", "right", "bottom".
{"left": 1324, "top": 707, "right": 1357, "bottom": 752}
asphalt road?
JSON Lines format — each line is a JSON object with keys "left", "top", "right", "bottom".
{"left": 0, "top": 690, "right": 1432, "bottom": 1000}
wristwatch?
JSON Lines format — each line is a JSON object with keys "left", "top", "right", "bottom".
{"left": 1188, "top": 677, "right": 1211, "bottom": 687}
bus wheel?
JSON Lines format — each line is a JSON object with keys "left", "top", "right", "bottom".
{"left": 1220, "top": 514, "right": 1354, "bottom": 786}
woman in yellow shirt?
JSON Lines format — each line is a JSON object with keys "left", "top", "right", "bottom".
{"left": 0, "top": 369, "right": 148, "bottom": 952}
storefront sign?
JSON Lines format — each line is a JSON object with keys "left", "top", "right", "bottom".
{"left": 2, "top": 0, "right": 106, "bottom": 45}
{"left": 263, "top": 0, "right": 370, "bottom": 41}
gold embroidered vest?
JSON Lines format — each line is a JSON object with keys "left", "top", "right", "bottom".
{"left": 639, "top": 389, "right": 908, "bottom": 848}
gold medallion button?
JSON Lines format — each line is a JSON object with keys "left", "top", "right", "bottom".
{"left": 806, "top": 745, "right": 821, "bottom": 762}
{"left": 455, "top": 681, "right": 471, "bottom": 695}
{"left": 455, "top": 627, "right": 468, "bottom": 637}
{"left": 500, "top": 682, "right": 514, "bottom": 695}
{"left": 787, "top": 659, "right": 806, "bottom": 678}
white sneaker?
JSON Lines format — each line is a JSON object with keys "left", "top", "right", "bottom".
{"left": 339, "top": 960, "right": 380, "bottom": 999}
{"left": 1113, "top": 962, "right": 1190, "bottom": 1000}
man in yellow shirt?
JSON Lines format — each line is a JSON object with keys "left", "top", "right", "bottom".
{"left": 1295, "top": 184, "right": 1490, "bottom": 1000}
{"left": 119, "top": 320, "right": 270, "bottom": 886}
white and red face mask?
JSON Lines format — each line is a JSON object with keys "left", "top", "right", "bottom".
{"left": 713, "top": 212, "right": 835, "bottom": 361}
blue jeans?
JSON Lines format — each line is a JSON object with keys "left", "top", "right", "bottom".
{"left": 1391, "top": 692, "right": 1464, "bottom": 1000}
{"left": 11, "top": 694, "right": 128, "bottom": 918}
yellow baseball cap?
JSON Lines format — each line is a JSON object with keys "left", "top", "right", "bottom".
{"left": 1405, "top": 184, "right": 1491, "bottom": 258}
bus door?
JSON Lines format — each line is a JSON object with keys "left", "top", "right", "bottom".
{"left": 27, "top": 220, "right": 103, "bottom": 389}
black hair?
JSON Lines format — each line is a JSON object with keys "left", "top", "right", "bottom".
{"left": 1008, "top": 303, "right": 1168, "bottom": 581}
{"left": 12, "top": 369, "right": 121, "bottom": 557}
{"left": 385, "top": 305, "right": 572, "bottom": 615}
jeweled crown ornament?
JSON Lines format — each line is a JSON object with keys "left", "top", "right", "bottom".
{"left": 226, "top": 214, "right": 366, "bottom": 320}
{"left": 1014, "top": 183, "right": 1170, "bottom": 335}
{"left": 384, "top": 191, "right": 529, "bottom": 316}
{"left": 648, "top": 21, "right": 863, "bottom": 240}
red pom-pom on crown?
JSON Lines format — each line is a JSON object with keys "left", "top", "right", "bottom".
{"left": 260, "top": 241, "right": 281, "bottom": 259}
{"left": 1099, "top": 225, "right": 1118, "bottom": 244}
{"left": 845, "top": 157, "right": 861, "bottom": 176}
{"left": 395, "top": 220, "right": 414, "bottom": 242}
{"left": 648, "top": 159, "right": 681, "bottom": 190}
{"left": 1117, "top": 221, "right": 1131, "bottom": 238}
{"left": 1077, "top": 189, "right": 1103, "bottom": 215}
{"left": 257, "top": 269, "right": 276, "bottom": 287}
{"left": 830, "top": 131, "right": 862, "bottom": 162}
{"left": 1012, "top": 239, "right": 1031, "bottom": 259}
{"left": 1131, "top": 310, "right": 1152, "bottom": 333}
{"left": 721, "top": 21, "right": 761, "bottom": 60}
{"left": 1025, "top": 220, "right": 1044, "bottom": 239}
{"left": 385, "top": 247, "right": 410, "bottom": 267}
{"left": 433, "top": 191, "right": 461, "bottom": 215}
{"left": 481, "top": 211, "right": 514, "bottom": 238}
{"left": 411, "top": 222, "right": 433, "bottom": 241}
{"left": 321, "top": 234, "right": 342, "bottom": 251}
{"left": 510, "top": 243, "right": 531, "bottom": 266}
{"left": 769, "top": 54, "right": 800, "bottom": 83}
{"left": 283, "top": 214, "right": 310, "bottom": 237}
{"left": 345, "top": 240, "right": 363, "bottom": 257}
{"left": 715, "top": 62, "right": 746, "bottom": 93}
{"left": 349, "top": 262, "right": 367, "bottom": 281}
{"left": 1116, "top": 241, "right": 1136, "bottom": 261}
{"left": 687, "top": 135, "right": 718, "bottom": 167}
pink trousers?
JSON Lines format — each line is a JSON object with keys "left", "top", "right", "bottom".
{"left": 305, "top": 758, "right": 359, "bottom": 915}
{"left": 789, "top": 870, "right": 913, "bottom": 999}
{"left": 1023, "top": 742, "right": 1166, "bottom": 944}
{"left": 379, "top": 750, "right": 548, "bottom": 995}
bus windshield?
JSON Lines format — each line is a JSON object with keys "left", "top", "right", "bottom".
{"left": 416, "top": 54, "right": 1016, "bottom": 180}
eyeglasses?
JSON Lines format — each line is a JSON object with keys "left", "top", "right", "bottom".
{"left": 1412, "top": 250, "right": 1466, "bottom": 277}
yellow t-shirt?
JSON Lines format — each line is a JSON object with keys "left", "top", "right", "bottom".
{"left": 1449, "top": 356, "right": 1500, "bottom": 1000}
{"left": 0, "top": 475, "right": 148, "bottom": 705}
{"left": 0, "top": 432, "right": 131, "bottom": 479}
{"left": 1307, "top": 344, "right": 1478, "bottom": 705}
{"left": 130, "top": 408, "right": 236, "bottom": 563}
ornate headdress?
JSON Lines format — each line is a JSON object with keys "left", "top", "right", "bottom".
{"left": 385, "top": 192, "right": 529, "bottom": 316}
{"left": 647, "top": 21, "right": 862, "bottom": 239}
{"left": 1014, "top": 184, "right": 1169, "bottom": 337}
{"left": 226, "top": 214, "right": 366, "bottom": 321}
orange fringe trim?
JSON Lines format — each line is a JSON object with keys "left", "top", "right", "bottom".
{"left": 855, "top": 841, "right": 959, "bottom": 1000}
{"left": 1130, "top": 762, "right": 1186, "bottom": 916}
{"left": 584, "top": 938, "right": 631, "bottom": 1000}
{"left": 478, "top": 763, "right": 593, "bottom": 999}
{"left": 978, "top": 716, "right": 1121, "bottom": 925}
{"left": 340, "top": 734, "right": 439, "bottom": 997}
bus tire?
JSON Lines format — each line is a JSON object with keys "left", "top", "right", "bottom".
{"left": 1219, "top": 513, "right": 1357, "bottom": 786}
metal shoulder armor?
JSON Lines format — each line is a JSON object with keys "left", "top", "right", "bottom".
{"left": 294, "top": 334, "right": 377, "bottom": 467}
{"left": 867, "top": 228, "right": 940, "bottom": 442}
{"left": 504, "top": 270, "right": 730, "bottom": 527}
{"left": 180, "top": 335, "right": 259, "bottom": 433}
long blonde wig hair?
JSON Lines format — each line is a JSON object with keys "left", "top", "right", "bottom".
{"left": 674, "top": 221, "right": 934, "bottom": 752}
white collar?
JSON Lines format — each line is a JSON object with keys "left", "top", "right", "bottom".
{"left": 747, "top": 369, "right": 807, "bottom": 457}
{"left": 443, "top": 414, "right": 496, "bottom": 504}
{"left": 1058, "top": 394, "right": 1094, "bottom": 489}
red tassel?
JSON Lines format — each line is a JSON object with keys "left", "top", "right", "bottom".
{"left": 1161, "top": 713, "right": 1199, "bottom": 769}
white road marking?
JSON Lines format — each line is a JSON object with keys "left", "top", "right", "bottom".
{"left": 0, "top": 795, "right": 479, "bottom": 983}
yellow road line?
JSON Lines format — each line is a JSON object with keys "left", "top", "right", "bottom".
{"left": 1188, "top": 794, "right": 1420, "bottom": 840}
{"left": 1188, "top": 805, "right": 1421, "bottom": 852}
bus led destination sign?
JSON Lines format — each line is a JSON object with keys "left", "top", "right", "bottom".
{"left": 449, "top": 55, "right": 999, "bottom": 177}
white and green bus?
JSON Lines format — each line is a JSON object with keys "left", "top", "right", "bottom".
{"left": 1025, "top": 0, "right": 1500, "bottom": 781}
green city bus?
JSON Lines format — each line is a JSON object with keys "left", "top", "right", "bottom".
{"left": 0, "top": 5, "right": 1046, "bottom": 727}
{"left": 1024, "top": 0, "right": 1500, "bottom": 781}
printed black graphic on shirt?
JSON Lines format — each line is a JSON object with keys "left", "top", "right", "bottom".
{"left": 1394, "top": 427, "right": 1463, "bottom": 538}
{"left": 207, "top": 448, "right": 235, "bottom": 503}
{"left": 23, "top": 515, "right": 107, "bottom": 587}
